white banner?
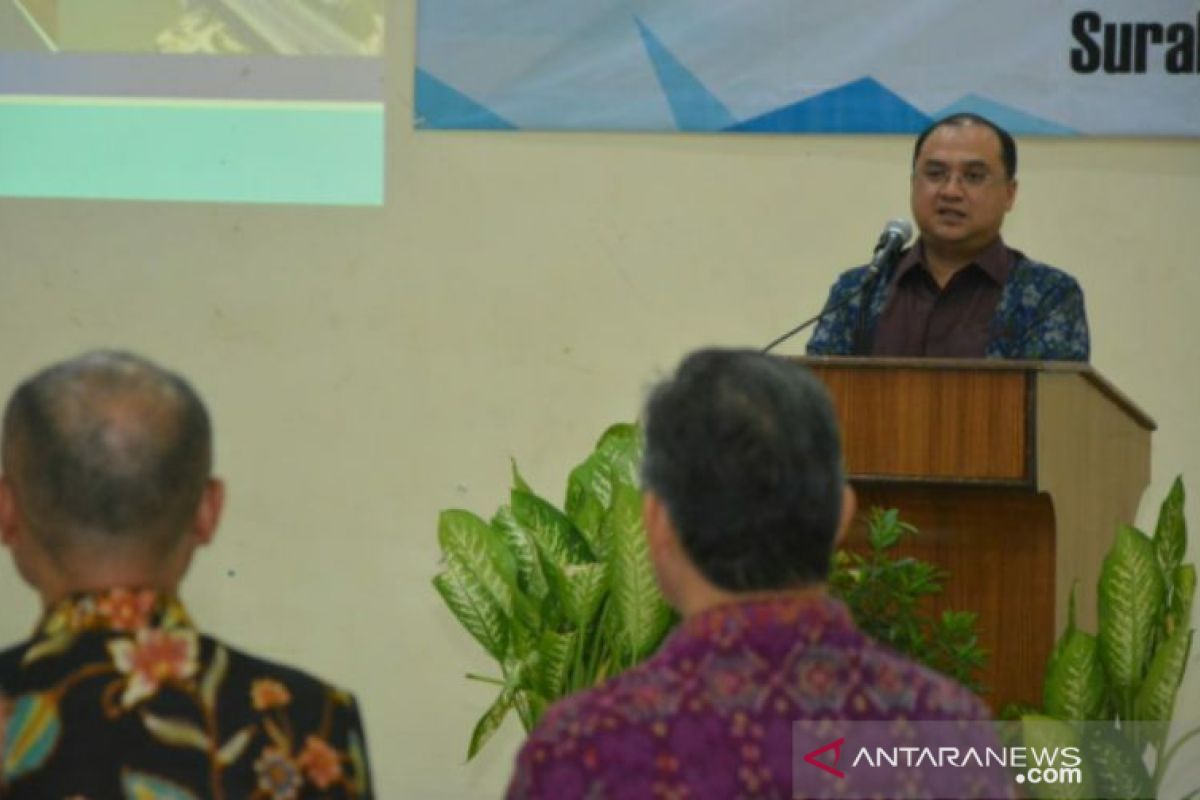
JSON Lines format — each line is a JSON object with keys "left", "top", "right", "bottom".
{"left": 414, "top": 0, "right": 1200, "bottom": 135}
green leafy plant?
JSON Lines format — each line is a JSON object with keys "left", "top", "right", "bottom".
{"left": 432, "top": 424, "right": 674, "bottom": 758}
{"left": 435, "top": 424, "right": 988, "bottom": 759}
{"left": 828, "top": 508, "right": 987, "bottom": 690}
{"left": 1018, "top": 476, "right": 1197, "bottom": 799}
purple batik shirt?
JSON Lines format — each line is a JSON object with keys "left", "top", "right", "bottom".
{"left": 506, "top": 593, "right": 1004, "bottom": 800}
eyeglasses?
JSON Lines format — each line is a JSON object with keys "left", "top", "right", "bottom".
{"left": 914, "top": 164, "right": 1002, "bottom": 189}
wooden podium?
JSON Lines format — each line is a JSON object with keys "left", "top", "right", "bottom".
{"left": 799, "top": 357, "right": 1155, "bottom": 711}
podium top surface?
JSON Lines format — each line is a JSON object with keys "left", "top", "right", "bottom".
{"left": 795, "top": 356, "right": 1156, "bottom": 432}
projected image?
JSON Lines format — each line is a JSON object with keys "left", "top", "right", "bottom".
{"left": 0, "top": 0, "right": 386, "bottom": 205}
{"left": 5, "top": 0, "right": 383, "bottom": 55}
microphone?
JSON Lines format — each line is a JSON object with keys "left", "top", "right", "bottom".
{"left": 761, "top": 219, "right": 913, "bottom": 354}
{"left": 866, "top": 219, "right": 913, "bottom": 278}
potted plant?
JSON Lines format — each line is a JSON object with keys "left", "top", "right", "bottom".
{"left": 1016, "top": 477, "right": 1197, "bottom": 799}
{"left": 434, "top": 423, "right": 986, "bottom": 757}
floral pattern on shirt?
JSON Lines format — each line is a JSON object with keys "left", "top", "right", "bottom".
{"left": 806, "top": 246, "right": 1090, "bottom": 361}
{"left": 506, "top": 594, "right": 1007, "bottom": 800}
{"left": 0, "top": 588, "right": 373, "bottom": 799}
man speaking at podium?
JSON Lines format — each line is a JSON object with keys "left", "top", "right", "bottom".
{"left": 806, "top": 113, "right": 1090, "bottom": 361}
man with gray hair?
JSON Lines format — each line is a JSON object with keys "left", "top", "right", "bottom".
{"left": 507, "top": 348, "right": 1011, "bottom": 799}
{"left": 0, "top": 351, "right": 373, "bottom": 797}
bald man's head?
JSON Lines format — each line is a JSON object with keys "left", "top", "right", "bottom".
{"left": 2, "top": 351, "right": 212, "bottom": 562}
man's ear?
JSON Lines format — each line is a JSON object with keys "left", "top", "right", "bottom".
{"left": 192, "top": 478, "right": 224, "bottom": 548}
{"left": 0, "top": 476, "right": 20, "bottom": 549}
{"left": 832, "top": 484, "right": 858, "bottom": 549}
{"left": 642, "top": 491, "right": 675, "bottom": 560}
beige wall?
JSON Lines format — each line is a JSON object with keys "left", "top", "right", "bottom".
{"left": 1, "top": 6, "right": 1199, "bottom": 797}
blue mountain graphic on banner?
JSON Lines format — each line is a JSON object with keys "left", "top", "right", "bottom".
{"left": 415, "top": 69, "right": 515, "bottom": 130}
{"left": 934, "top": 95, "right": 1076, "bottom": 136}
{"left": 728, "top": 77, "right": 931, "bottom": 134}
{"left": 635, "top": 17, "right": 734, "bottom": 131}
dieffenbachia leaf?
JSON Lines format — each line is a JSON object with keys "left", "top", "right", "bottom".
{"left": 565, "top": 423, "right": 641, "bottom": 559}
{"left": 1134, "top": 626, "right": 1193, "bottom": 749}
{"left": 533, "top": 629, "right": 577, "bottom": 698}
{"left": 1081, "top": 723, "right": 1153, "bottom": 800}
{"left": 1044, "top": 627, "right": 1107, "bottom": 722}
{"left": 510, "top": 459, "right": 533, "bottom": 494}
{"left": 512, "top": 489, "right": 594, "bottom": 567}
{"left": 1045, "top": 583, "right": 1080, "bottom": 679}
{"left": 563, "top": 563, "right": 607, "bottom": 629}
{"left": 433, "top": 558, "right": 509, "bottom": 660}
{"left": 492, "top": 506, "right": 549, "bottom": 601}
{"left": 1019, "top": 715, "right": 1095, "bottom": 799}
{"left": 605, "top": 482, "right": 673, "bottom": 664}
{"left": 438, "top": 509, "right": 519, "bottom": 618}
{"left": 1167, "top": 564, "right": 1196, "bottom": 638}
{"left": 1098, "top": 525, "right": 1165, "bottom": 693}
{"left": 467, "top": 688, "right": 514, "bottom": 760}
{"left": 1154, "top": 476, "right": 1187, "bottom": 577}
{"left": 514, "top": 691, "right": 546, "bottom": 733}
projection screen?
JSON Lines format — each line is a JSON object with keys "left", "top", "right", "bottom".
{"left": 0, "top": 0, "right": 384, "bottom": 205}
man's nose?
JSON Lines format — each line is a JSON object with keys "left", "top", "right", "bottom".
{"left": 937, "top": 175, "right": 967, "bottom": 198}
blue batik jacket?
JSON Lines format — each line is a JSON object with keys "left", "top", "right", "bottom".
{"left": 805, "top": 250, "right": 1090, "bottom": 361}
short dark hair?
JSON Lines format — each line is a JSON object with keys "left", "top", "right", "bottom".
{"left": 913, "top": 113, "right": 1017, "bottom": 180}
{"left": 1, "top": 351, "right": 212, "bottom": 557}
{"left": 640, "top": 349, "right": 844, "bottom": 592}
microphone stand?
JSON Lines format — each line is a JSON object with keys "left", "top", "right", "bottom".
{"left": 763, "top": 223, "right": 909, "bottom": 355}
{"left": 761, "top": 278, "right": 872, "bottom": 355}
{"left": 762, "top": 262, "right": 892, "bottom": 356}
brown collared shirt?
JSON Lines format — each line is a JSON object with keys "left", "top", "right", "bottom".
{"left": 871, "top": 238, "right": 1014, "bottom": 358}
